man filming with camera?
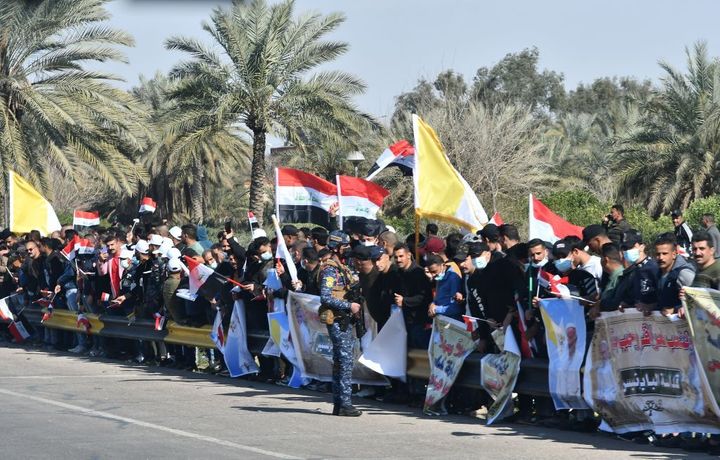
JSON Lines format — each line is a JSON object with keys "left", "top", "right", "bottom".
{"left": 602, "top": 204, "right": 631, "bottom": 247}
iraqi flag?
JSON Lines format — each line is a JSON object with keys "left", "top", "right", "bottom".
{"left": 183, "top": 256, "right": 228, "bottom": 299}
{"left": 61, "top": 235, "right": 80, "bottom": 260}
{"left": 528, "top": 194, "right": 583, "bottom": 243}
{"left": 73, "top": 210, "right": 100, "bottom": 228}
{"left": 0, "top": 296, "right": 14, "bottom": 321}
{"left": 77, "top": 238, "right": 95, "bottom": 255}
{"left": 139, "top": 197, "right": 157, "bottom": 214}
{"left": 76, "top": 313, "right": 91, "bottom": 333}
{"left": 8, "top": 321, "right": 30, "bottom": 343}
{"left": 210, "top": 309, "right": 225, "bottom": 353}
{"left": 538, "top": 269, "right": 571, "bottom": 298}
{"left": 336, "top": 175, "right": 390, "bottom": 220}
{"left": 489, "top": 212, "right": 504, "bottom": 226}
{"left": 275, "top": 167, "right": 338, "bottom": 228}
{"left": 366, "top": 140, "right": 415, "bottom": 181}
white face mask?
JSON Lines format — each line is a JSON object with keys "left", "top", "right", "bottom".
{"left": 120, "top": 259, "right": 130, "bottom": 269}
{"left": 531, "top": 258, "right": 548, "bottom": 268}
{"left": 261, "top": 251, "right": 273, "bottom": 261}
{"left": 363, "top": 240, "right": 375, "bottom": 247}
{"left": 209, "top": 261, "right": 218, "bottom": 270}
{"left": 472, "top": 256, "right": 488, "bottom": 270}
{"left": 623, "top": 248, "right": 641, "bottom": 264}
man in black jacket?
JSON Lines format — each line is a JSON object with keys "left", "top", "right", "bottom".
{"left": 392, "top": 243, "right": 432, "bottom": 348}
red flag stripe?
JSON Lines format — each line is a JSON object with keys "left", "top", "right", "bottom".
{"left": 337, "top": 176, "right": 389, "bottom": 207}
{"left": 276, "top": 168, "right": 337, "bottom": 196}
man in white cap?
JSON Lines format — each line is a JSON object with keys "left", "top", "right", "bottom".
{"left": 163, "top": 257, "right": 185, "bottom": 324}
{"left": 169, "top": 226, "right": 184, "bottom": 251}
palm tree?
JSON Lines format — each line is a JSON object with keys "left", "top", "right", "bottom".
{"left": 132, "top": 72, "right": 250, "bottom": 222}
{"left": 165, "top": 0, "right": 380, "bottom": 223}
{"left": 0, "top": 0, "right": 149, "bottom": 197}
{"left": 614, "top": 42, "right": 720, "bottom": 215}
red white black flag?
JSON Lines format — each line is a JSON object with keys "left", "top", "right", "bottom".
{"left": 366, "top": 140, "right": 415, "bottom": 181}
{"left": 73, "top": 210, "right": 100, "bottom": 227}
{"left": 275, "top": 167, "right": 338, "bottom": 228}
{"left": 183, "top": 256, "right": 228, "bottom": 299}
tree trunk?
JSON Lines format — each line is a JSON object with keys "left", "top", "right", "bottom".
{"left": 190, "top": 155, "right": 204, "bottom": 223}
{"left": 249, "top": 129, "right": 267, "bottom": 224}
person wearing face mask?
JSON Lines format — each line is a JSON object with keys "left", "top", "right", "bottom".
{"left": 426, "top": 254, "right": 463, "bottom": 321}
{"left": 614, "top": 229, "right": 659, "bottom": 315}
{"left": 458, "top": 242, "right": 495, "bottom": 353}
{"left": 202, "top": 249, "right": 218, "bottom": 270}
{"left": 318, "top": 230, "right": 363, "bottom": 416}
{"left": 294, "top": 247, "right": 322, "bottom": 295}
{"left": 550, "top": 239, "right": 599, "bottom": 304}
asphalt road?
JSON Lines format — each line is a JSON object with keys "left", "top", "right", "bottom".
{"left": 0, "top": 344, "right": 711, "bottom": 459}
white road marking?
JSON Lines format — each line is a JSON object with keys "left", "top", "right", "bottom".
{"left": 0, "top": 374, "right": 137, "bottom": 379}
{"left": 0, "top": 387, "right": 303, "bottom": 459}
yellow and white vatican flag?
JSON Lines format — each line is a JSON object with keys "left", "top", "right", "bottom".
{"left": 412, "top": 115, "right": 488, "bottom": 231}
{"left": 8, "top": 170, "right": 61, "bottom": 235}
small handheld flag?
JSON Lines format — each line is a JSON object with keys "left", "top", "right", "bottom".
{"left": 76, "top": 313, "right": 91, "bottom": 333}
{"left": 139, "top": 197, "right": 157, "bottom": 214}
{"left": 73, "top": 210, "right": 100, "bottom": 228}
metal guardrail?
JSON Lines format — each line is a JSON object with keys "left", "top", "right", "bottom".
{"left": 15, "top": 305, "right": 551, "bottom": 397}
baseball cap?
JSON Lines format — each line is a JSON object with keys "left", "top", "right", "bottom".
{"left": 621, "top": 229, "right": 643, "bottom": 250}
{"left": 671, "top": 210, "right": 682, "bottom": 218}
{"left": 281, "top": 225, "right": 298, "bottom": 236}
{"left": 167, "top": 257, "right": 182, "bottom": 273}
{"left": 361, "top": 219, "right": 382, "bottom": 237}
{"left": 166, "top": 247, "right": 181, "bottom": 260}
{"left": 148, "top": 234, "right": 164, "bottom": 246}
{"left": 462, "top": 233, "right": 483, "bottom": 244}
{"left": 582, "top": 224, "right": 606, "bottom": 244}
{"left": 467, "top": 242, "right": 489, "bottom": 258}
{"left": 352, "top": 245, "right": 373, "bottom": 261}
{"left": 423, "top": 236, "right": 446, "bottom": 254}
{"left": 119, "top": 247, "right": 134, "bottom": 259}
{"left": 328, "top": 230, "right": 350, "bottom": 248}
{"left": 134, "top": 239, "right": 150, "bottom": 255}
{"left": 169, "top": 226, "right": 182, "bottom": 240}
{"left": 252, "top": 228, "right": 267, "bottom": 239}
{"left": 552, "top": 239, "right": 571, "bottom": 259}
{"left": 368, "top": 245, "right": 386, "bottom": 261}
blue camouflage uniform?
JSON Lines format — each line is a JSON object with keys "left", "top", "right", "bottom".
{"left": 319, "top": 260, "right": 355, "bottom": 409}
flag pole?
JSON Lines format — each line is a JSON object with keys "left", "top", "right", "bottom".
{"left": 414, "top": 211, "right": 420, "bottom": 261}
{"left": 335, "top": 175, "right": 343, "bottom": 231}
{"left": 274, "top": 168, "right": 280, "bottom": 225}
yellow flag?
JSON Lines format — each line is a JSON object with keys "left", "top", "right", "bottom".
{"left": 412, "top": 115, "right": 488, "bottom": 231}
{"left": 8, "top": 170, "right": 62, "bottom": 236}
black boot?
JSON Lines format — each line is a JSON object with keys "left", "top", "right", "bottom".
{"left": 335, "top": 405, "right": 362, "bottom": 417}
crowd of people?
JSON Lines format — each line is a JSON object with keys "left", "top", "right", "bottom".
{"left": 2, "top": 204, "right": 720, "bottom": 450}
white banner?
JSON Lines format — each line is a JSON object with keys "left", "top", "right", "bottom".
{"left": 285, "top": 291, "right": 386, "bottom": 385}
{"left": 358, "top": 306, "right": 407, "bottom": 381}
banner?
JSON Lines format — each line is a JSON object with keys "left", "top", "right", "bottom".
{"left": 224, "top": 299, "right": 259, "bottom": 377}
{"left": 481, "top": 327, "right": 521, "bottom": 425}
{"left": 285, "top": 291, "right": 385, "bottom": 385}
{"left": 261, "top": 269, "right": 285, "bottom": 357}
{"left": 683, "top": 287, "right": 720, "bottom": 404}
{"left": 584, "top": 311, "right": 720, "bottom": 435}
{"left": 358, "top": 306, "right": 407, "bottom": 381}
{"left": 539, "top": 298, "right": 588, "bottom": 410}
{"left": 424, "top": 315, "right": 475, "bottom": 411}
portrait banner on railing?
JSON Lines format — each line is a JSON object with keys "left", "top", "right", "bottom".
{"left": 584, "top": 310, "right": 720, "bottom": 435}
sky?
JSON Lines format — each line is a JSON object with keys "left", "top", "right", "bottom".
{"left": 106, "top": 0, "right": 720, "bottom": 121}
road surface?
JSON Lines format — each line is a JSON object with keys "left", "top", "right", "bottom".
{"left": 0, "top": 345, "right": 710, "bottom": 459}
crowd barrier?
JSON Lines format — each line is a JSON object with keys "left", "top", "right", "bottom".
{"left": 15, "top": 305, "right": 552, "bottom": 397}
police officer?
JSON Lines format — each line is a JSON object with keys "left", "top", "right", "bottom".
{"left": 319, "top": 230, "right": 363, "bottom": 416}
